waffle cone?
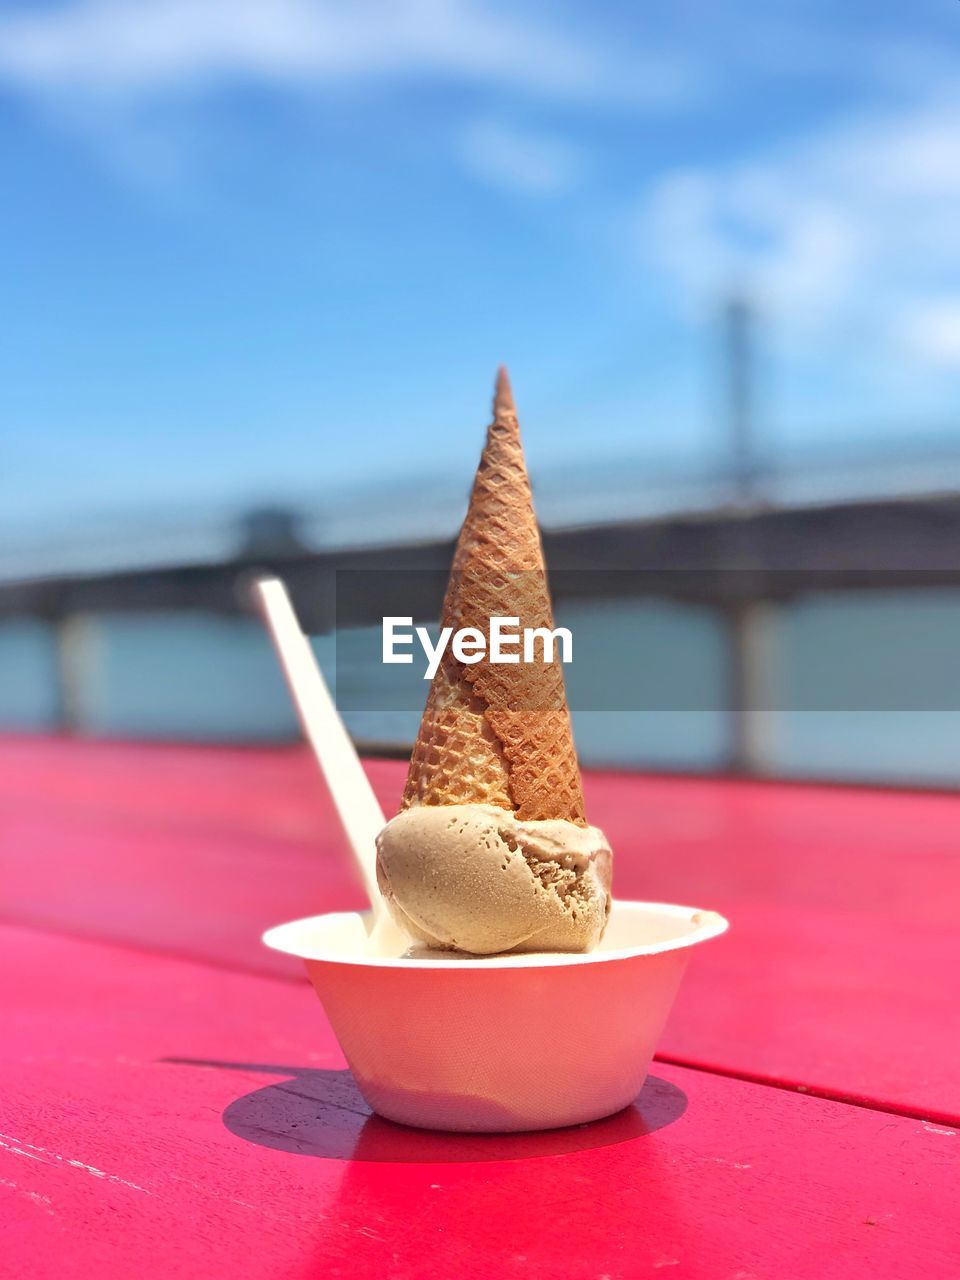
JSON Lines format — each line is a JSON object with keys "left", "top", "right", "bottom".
{"left": 401, "top": 368, "right": 586, "bottom": 825}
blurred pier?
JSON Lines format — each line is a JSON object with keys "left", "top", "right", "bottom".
{"left": 5, "top": 489, "right": 960, "bottom": 624}
{"left": 4, "top": 487, "right": 960, "bottom": 778}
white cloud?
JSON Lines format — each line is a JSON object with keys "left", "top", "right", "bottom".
{"left": 0, "top": 0, "right": 695, "bottom": 108}
{"left": 639, "top": 94, "right": 960, "bottom": 366}
{"left": 456, "top": 118, "right": 581, "bottom": 195}
{"left": 644, "top": 169, "right": 860, "bottom": 322}
{"left": 0, "top": 0, "right": 703, "bottom": 200}
{"left": 902, "top": 300, "right": 960, "bottom": 368}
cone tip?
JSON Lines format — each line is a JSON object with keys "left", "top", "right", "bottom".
{"left": 493, "top": 364, "right": 515, "bottom": 420}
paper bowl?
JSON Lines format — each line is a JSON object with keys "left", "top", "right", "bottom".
{"left": 263, "top": 900, "right": 728, "bottom": 1132}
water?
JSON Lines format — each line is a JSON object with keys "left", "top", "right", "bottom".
{"left": 2, "top": 592, "right": 959, "bottom": 785}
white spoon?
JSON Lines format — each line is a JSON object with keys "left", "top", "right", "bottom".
{"left": 252, "top": 576, "right": 404, "bottom": 948}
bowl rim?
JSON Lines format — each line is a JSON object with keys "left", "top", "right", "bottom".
{"left": 262, "top": 899, "right": 729, "bottom": 970}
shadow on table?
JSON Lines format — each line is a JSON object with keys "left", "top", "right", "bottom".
{"left": 162, "top": 1058, "right": 687, "bottom": 1163}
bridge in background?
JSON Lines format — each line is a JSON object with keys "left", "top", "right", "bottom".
{"left": 4, "top": 487, "right": 960, "bottom": 777}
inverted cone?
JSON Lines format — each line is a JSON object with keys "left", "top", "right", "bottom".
{"left": 401, "top": 369, "right": 585, "bottom": 824}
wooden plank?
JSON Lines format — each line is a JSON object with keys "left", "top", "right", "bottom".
{"left": 593, "top": 770, "right": 960, "bottom": 1124}
{"left": 0, "top": 737, "right": 372, "bottom": 980}
{"left": 2, "top": 924, "right": 958, "bottom": 1280}
{"left": 3, "top": 737, "right": 960, "bottom": 1122}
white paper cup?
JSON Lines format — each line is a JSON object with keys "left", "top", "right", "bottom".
{"left": 263, "top": 900, "right": 728, "bottom": 1132}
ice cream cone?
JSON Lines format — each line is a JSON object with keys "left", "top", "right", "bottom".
{"left": 401, "top": 367, "right": 586, "bottom": 825}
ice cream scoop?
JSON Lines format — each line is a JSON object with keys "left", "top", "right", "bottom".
{"left": 376, "top": 803, "right": 612, "bottom": 955}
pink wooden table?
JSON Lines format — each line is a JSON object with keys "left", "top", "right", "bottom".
{"left": 3, "top": 737, "right": 959, "bottom": 1276}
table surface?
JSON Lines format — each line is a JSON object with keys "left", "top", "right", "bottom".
{"left": 3, "top": 736, "right": 959, "bottom": 1278}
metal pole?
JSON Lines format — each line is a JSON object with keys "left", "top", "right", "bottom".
{"left": 724, "top": 294, "right": 756, "bottom": 504}
{"left": 722, "top": 293, "right": 774, "bottom": 772}
{"left": 726, "top": 599, "right": 777, "bottom": 775}
{"left": 53, "top": 614, "right": 96, "bottom": 734}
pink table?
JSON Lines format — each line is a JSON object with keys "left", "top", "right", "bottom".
{"left": 3, "top": 737, "right": 959, "bottom": 1276}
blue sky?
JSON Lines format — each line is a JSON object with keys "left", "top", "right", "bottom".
{"left": 1, "top": 0, "right": 959, "bottom": 562}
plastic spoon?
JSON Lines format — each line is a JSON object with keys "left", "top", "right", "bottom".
{"left": 252, "top": 576, "right": 402, "bottom": 946}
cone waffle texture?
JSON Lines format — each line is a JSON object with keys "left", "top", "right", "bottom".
{"left": 402, "top": 370, "right": 586, "bottom": 825}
